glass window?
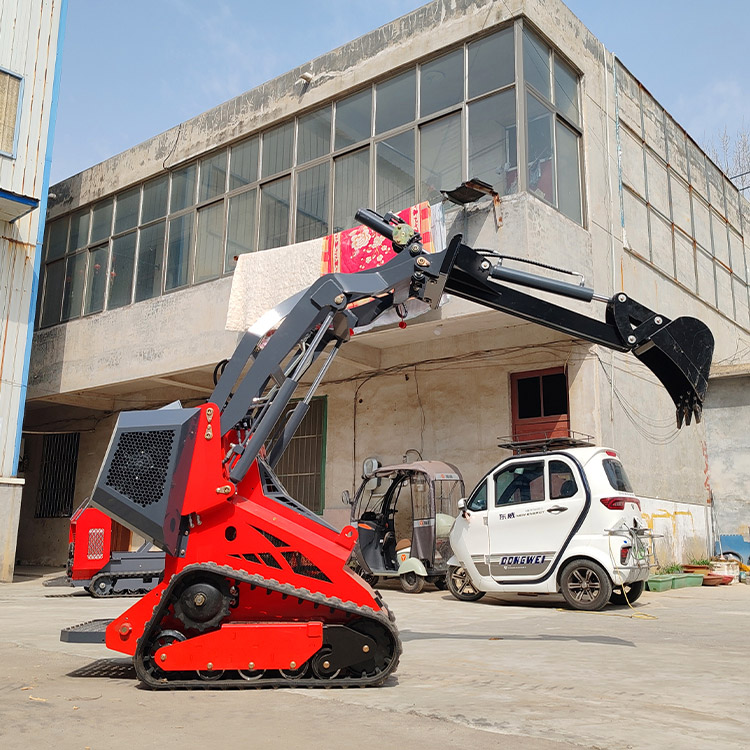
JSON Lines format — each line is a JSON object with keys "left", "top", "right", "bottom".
{"left": 421, "top": 48, "right": 464, "bottom": 117}
{"left": 68, "top": 209, "right": 89, "bottom": 252}
{"left": 141, "top": 175, "right": 168, "bottom": 223}
{"left": 195, "top": 202, "right": 225, "bottom": 283}
{"left": 297, "top": 107, "right": 331, "bottom": 165}
{"left": 262, "top": 122, "right": 293, "bottom": 178}
{"left": 420, "top": 113, "right": 461, "bottom": 204}
{"left": 84, "top": 245, "right": 108, "bottom": 315}
{"left": 466, "top": 481, "right": 488, "bottom": 512}
{"left": 296, "top": 163, "right": 329, "bottom": 242}
{"left": 468, "top": 89, "right": 517, "bottom": 196}
{"left": 556, "top": 121, "right": 582, "bottom": 224}
{"left": 199, "top": 151, "right": 227, "bottom": 202}
{"left": 494, "top": 461, "right": 545, "bottom": 505}
{"left": 41, "top": 259, "right": 65, "bottom": 327}
{"left": 166, "top": 214, "right": 193, "bottom": 290}
{"left": 555, "top": 57, "right": 579, "bottom": 125}
{"left": 0, "top": 70, "right": 21, "bottom": 154}
{"left": 376, "top": 130, "right": 415, "bottom": 214}
{"left": 90, "top": 199, "right": 113, "bottom": 244}
{"left": 229, "top": 137, "right": 258, "bottom": 190}
{"left": 61, "top": 252, "right": 87, "bottom": 321}
{"left": 527, "top": 94, "right": 555, "bottom": 205}
{"left": 226, "top": 189, "right": 256, "bottom": 271}
{"left": 549, "top": 460, "right": 577, "bottom": 499}
{"left": 516, "top": 372, "right": 568, "bottom": 418}
{"left": 542, "top": 372, "right": 568, "bottom": 415}
{"left": 333, "top": 148, "right": 370, "bottom": 233}
{"left": 135, "top": 221, "right": 165, "bottom": 302}
{"left": 468, "top": 27, "right": 514, "bottom": 99}
{"left": 170, "top": 164, "right": 196, "bottom": 213}
{"left": 109, "top": 232, "right": 136, "bottom": 309}
{"left": 46, "top": 218, "right": 69, "bottom": 260}
{"left": 523, "top": 27, "right": 551, "bottom": 100}
{"left": 259, "top": 176, "right": 290, "bottom": 250}
{"left": 603, "top": 459, "right": 634, "bottom": 493}
{"left": 517, "top": 376, "right": 542, "bottom": 419}
{"left": 375, "top": 69, "right": 415, "bottom": 134}
{"left": 335, "top": 89, "right": 372, "bottom": 150}
{"left": 115, "top": 187, "right": 140, "bottom": 234}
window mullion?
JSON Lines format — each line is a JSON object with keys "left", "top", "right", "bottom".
{"left": 515, "top": 20, "right": 528, "bottom": 195}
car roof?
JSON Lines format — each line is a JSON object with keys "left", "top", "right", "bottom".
{"left": 505, "top": 446, "right": 621, "bottom": 464}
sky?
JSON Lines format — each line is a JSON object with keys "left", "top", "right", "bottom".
{"left": 49, "top": 0, "right": 750, "bottom": 185}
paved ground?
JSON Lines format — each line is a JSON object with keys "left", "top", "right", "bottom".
{"left": 1, "top": 568, "right": 748, "bottom": 750}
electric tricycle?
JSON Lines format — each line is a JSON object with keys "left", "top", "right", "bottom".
{"left": 345, "top": 460, "right": 464, "bottom": 593}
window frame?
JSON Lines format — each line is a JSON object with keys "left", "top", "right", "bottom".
{"left": 38, "top": 17, "right": 585, "bottom": 328}
{"left": 518, "top": 22, "right": 585, "bottom": 225}
{"left": 0, "top": 66, "right": 24, "bottom": 159}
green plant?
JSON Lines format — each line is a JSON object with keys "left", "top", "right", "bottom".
{"left": 657, "top": 564, "right": 681, "bottom": 574}
{"left": 688, "top": 558, "right": 711, "bottom": 566}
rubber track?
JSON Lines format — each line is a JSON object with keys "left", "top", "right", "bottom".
{"left": 90, "top": 570, "right": 163, "bottom": 598}
{"left": 134, "top": 562, "right": 402, "bottom": 689}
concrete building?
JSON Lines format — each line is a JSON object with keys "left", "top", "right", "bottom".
{"left": 0, "top": 0, "right": 67, "bottom": 580}
{"left": 17, "top": 0, "right": 750, "bottom": 570}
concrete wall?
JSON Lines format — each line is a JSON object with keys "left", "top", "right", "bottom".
{"left": 702, "top": 375, "right": 750, "bottom": 538}
{"left": 640, "top": 496, "right": 710, "bottom": 567}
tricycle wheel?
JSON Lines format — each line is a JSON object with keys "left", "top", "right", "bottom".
{"left": 400, "top": 571, "right": 425, "bottom": 593}
{"left": 447, "top": 566, "right": 485, "bottom": 602}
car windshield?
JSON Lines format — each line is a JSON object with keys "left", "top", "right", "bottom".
{"left": 602, "top": 458, "right": 633, "bottom": 493}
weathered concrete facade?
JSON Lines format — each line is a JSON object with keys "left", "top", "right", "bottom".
{"left": 18, "top": 0, "right": 750, "bottom": 566}
{"left": 0, "top": 0, "right": 66, "bottom": 579}
{"left": 702, "top": 372, "right": 750, "bottom": 538}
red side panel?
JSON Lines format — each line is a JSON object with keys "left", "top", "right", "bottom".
{"left": 70, "top": 506, "right": 112, "bottom": 581}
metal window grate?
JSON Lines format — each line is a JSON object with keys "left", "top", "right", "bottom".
{"left": 35, "top": 433, "right": 80, "bottom": 518}
{"left": 271, "top": 397, "right": 326, "bottom": 514}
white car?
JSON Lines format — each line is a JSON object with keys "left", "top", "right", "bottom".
{"left": 447, "top": 447, "right": 652, "bottom": 610}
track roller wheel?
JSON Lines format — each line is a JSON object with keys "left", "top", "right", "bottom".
{"left": 311, "top": 649, "right": 341, "bottom": 680}
{"left": 237, "top": 668, "right": 265, "bottom": 682}
{"left": 196, "top": 669, "right": 225, "bottom": 681}
{"left": 91, "top": 575, "right": 114, "bottom": 598}
{"left": 143, "top": 630, "right": 186, "bottom": 681}
{"left": 279, "top": 661, "right": 310, "bottom": 680}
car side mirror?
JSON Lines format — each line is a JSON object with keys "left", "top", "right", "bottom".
{"left": 341, "top": 490, "right": 351, "bottom": 506}
{"left": 458, "top": 498, "right": 467, "bottom": 517}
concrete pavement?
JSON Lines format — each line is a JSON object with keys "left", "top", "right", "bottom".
{"left": 1, "top": 569, "right": 748, "bottom": 749}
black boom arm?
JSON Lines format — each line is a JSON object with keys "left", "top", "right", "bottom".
{"left": 212, "top": 209, "right": 714, "bottom": 483}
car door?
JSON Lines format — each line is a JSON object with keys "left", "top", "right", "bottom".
{"left": 487, "top": 456, "right": 587, "bottom": 583}
{"left": 453, "top": 478, "right": 492, "bottom": 579}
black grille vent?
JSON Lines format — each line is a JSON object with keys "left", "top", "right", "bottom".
{"left": 281, "top": 551, "right": 331, "bottom": 582}
{"left": 258, "top": 552, "right": 281, "bottom": 569}
{"left": 229, "top": 552, "right": 262, "bottom": 564}
{"left": 253, "top": 527, "right": 288, "bottom": 547}
{"left": 105, "top": 430, "right": 174, "bottom": 507}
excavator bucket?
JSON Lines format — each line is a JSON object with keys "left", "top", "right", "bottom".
{"left": 605, "top": 295, "right": 714, "bottom": 428}
{"left": 631, "top": 315, "right": 713, "bottom": 427}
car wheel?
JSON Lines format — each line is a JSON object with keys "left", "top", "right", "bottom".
{"left": 400, "top": 571, "right": 425, "bottom": 594}
{"left": 609, "top": 579, "right": 645, "bottom": 605}
{"left": 559, "top": 559, "right": 612, "bottom": 611}
{"left": 447, "top": 566, "right": 485, "bottom": 602}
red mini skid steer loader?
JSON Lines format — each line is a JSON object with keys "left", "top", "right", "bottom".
{"left": 67, "top": 502, "right": 164, "bottom": 597}
{"left": 62, "top": 209, "right": 714, "bottom": 688}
